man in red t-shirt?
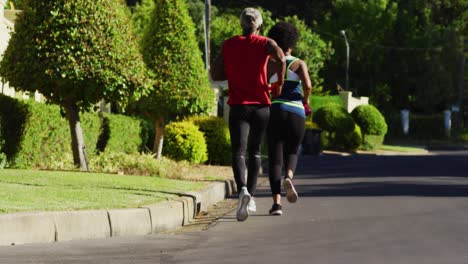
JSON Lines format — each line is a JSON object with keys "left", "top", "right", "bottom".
{"left": 211, "top": 7, "right": 285, "bottom": 222}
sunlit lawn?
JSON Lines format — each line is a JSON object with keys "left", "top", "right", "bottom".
{"left": 0, "top": 169, "right": 206, "bottom": 213}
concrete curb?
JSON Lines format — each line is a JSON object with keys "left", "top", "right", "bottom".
{"left": 0, "top": 179, "right": 236, "bottom": 246}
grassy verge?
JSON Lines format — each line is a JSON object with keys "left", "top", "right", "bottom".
{"left": 0, "top": 169, "right": 206, "bottom": 213}
{"left": 378, "top": 144, "right": 428, "bottom": 153}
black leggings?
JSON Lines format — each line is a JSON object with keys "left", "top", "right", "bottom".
{"left": 229, "top": 105, "right": 270, "bottom": 195}
{"left": 267, "top": 108, "right": 305, "bottom": 195}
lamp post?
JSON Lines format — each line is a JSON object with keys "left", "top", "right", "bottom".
{"left": 204, "top": 0, "right": 211, "bottom": 73}
{"left": 340, "top": 30, "right": 349, "bottom": 92}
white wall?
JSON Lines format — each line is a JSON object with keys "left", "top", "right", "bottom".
{"left": 339, "top": 91, "right": 369, "bottom": 113}
{"left": 0, "top": 0, "right": 15, "bottom": 97}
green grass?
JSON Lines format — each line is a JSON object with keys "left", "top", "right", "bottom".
{"left": 378, "top": 144, "right": 427, "bottom": 153}
{"left": 310, "top": 95, "right": 343, "bottom": 111}
{"left": 0, "top": 169, "right": 206, "bottom": 213}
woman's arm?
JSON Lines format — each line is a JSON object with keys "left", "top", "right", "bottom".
{"left": 297, "top": 60, "right": 312, "bottom": 105}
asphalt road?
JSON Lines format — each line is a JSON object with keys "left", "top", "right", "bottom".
{"left": 2, "top": 151, "right": 468, "bottom": 264}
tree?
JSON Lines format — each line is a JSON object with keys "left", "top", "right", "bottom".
{"left": 130, "top": 0, "right": 155, "bottom": 37}
{"left": 0, "top": 0, "right": 152, "bottom": 170}
{"left": 4, "top": 0, "right": 25, "bottom": 9}
{"left": 139, "top": 0, "right": 215, "bottom": 159}
{"left": 283, "top": 15, "right": 334, "bottom": 92}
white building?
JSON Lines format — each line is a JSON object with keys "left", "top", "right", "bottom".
{"left": 0, "top": 1, "right": 43, "bottom": 101}
{"left": 0, "top": 0, "right": 15, "bottom": 97}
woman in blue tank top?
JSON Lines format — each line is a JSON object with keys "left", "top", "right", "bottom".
{"left": 266, "top": 22, "right": 313, "bottom": 216}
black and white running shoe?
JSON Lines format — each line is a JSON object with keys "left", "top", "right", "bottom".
{"left": 269, "top": 203, "right": 283, "bottom": 216}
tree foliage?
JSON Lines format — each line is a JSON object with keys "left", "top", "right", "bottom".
{"left": 130, "top": 0, "right": 155, "bottom": 37}
{"left": 319, "top": 0, "right": 466, "bottom": 114}
{"left": 1, "top": 0, "right": 152, "bottom": 110}
{"left": 208, "top": 8, "right": 332, "bottom": 91}
{"left": 138, "top": 0, "right": 215, "bottom": 157}
{"left": 140, "top": 0, "right": 214, "bottom": 120}
{"left": 283, "top": 15, "right": 334, "bottom": 91}
{"left": 0, "top": 0, "right": 152, "bottom": 169}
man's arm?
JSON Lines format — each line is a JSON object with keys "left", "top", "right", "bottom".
{"left": 266, "top": 38, "right": 286, "bottom": 96}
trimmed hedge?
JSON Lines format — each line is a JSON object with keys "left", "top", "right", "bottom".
{"left": 163, "top": 121, "right": 208, "bottom": 164}
{"left": 385, "top": 112, "right": 446, "bottom": 140}
{"left": 351, "top": 105, "right": 387, "bottom": 136}
{"left": 0, "top": 95, "right": 148, "bottom": 168}
{"left": 313, "top": 105, "right": 358, "bottom": 151}
{"left": 314, "top": 105, "right": 355, "bottom": 134}
{"left": 187, "top": 116, "right": 231, "bottom": 165}
{"left": 351, "top": 105, "right": 387, "bottom": 150}
{"left": 334, "top": 124, "right": 362, "bottom": 151}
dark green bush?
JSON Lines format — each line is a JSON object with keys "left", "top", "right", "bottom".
{"left": 0, "top": 94, "right": 29, "bottom": 161}
{"left": 351, "top": 105, "right": 388, "bottom": 136}
{"left": 101, "top": 113, "right": 148, "bottom": 154}
{"left": 187, "top": 116, "right": 231, "bottom": 165}
{"left": 361, "top": 135, "right": 386, "bottom": 150}
{"left": 334, "top": 124, "right": 362, "bottom": 151}
{"left": 10, "top": 101, "right": 101, "bottom": 169}
{"left": 0, "top": 95, "right": 147, "bottom": 168}
{"left": 385, "top": 112, "right": 446, "bottom": 140}
{"left": 163, "top": 121, "right": 208, "bottom": 164}
{"left": 314, "top": 105, "right": 355, "bottom": 134}
{"left": 313, "top": 104, "right": 359, "bottom": 152}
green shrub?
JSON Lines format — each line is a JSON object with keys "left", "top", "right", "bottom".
{"left": 334, "top": 124, "right": 363, "bottom": 151}
{"left": 98, "top": 113, "right": 148, "bottom": 154}
{"left": 0, "top": 152, "right": 7, "bottom": 169}
{"left": 361, "top": 134, "right": 385, "bottom": 150}
{"left": 11, "top": 101, "right": 101, "bottom": 169}
{"left": 314, "top": 105, "right": 355, "bottom": 134}
{"left": 163, "top": 121, "right": 208, "bottom": 164}
{"left": 0, "top": 95, "right": 148, "bottom": 169}
{"left": 351, "top": 105, "right": 387, "bottom": 136}
{"left": 314, "top": 105, "right": 359, "bottom": 151}
{"left": 88, "top": 152, "right": 185, "bottom": 178}
{"left": 0, "top": 94, "right": 29, "bottom": 162}
{"left": 385, "top": 112, "right": 446, "bottom": 140}
{"left": 187, "top": 116, "right": 231, "bottom": 165}
{"left": 45, "top": 151, "right": 191, "bottom": 179}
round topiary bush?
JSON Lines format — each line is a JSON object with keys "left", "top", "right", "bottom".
{"left": 334, "top": 124, "right": 363, "bottom": 151}
{"left": 314, "top": 105, "right": 355, "bottom": 134}
{"left": 187, "top": 116, "right": 231, "bottom": 165}
{"left": 163, "top": 121, "right": 208, "bottom": 164}
{"left": 351, "top": 105, "right": 388, "bottom": 136}
{"left": 351, "top": 105, "right": 387, "bottom": 150}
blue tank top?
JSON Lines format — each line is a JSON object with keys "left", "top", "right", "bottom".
{"left": 270, "top": 56, "right": 305, "bottom": 118}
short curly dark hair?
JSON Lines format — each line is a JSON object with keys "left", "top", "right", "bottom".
{"left": 267, "top": 22, "right": 299, "bottom": 53}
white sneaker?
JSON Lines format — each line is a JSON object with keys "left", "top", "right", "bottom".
{"left": 283, "top": 177, "right": 298, "bottom": 203}
{"left": 247, "top": 197, "right": 256, "bottom": 212}
{"left": 236, "top": 187, "right": 251, "bottom": 221}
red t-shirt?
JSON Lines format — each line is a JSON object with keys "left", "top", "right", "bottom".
{"left": 222, "top": 35, "right": 270, "bottom": 105}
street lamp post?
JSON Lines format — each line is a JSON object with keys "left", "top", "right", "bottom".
{"left": 204, "top": 0, "right": 211, "bottom": 73}
{"left": 340, "top": 30, "right": 349, "bottom": 92}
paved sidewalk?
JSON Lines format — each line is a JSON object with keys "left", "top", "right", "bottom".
{"left": 0, "top": 179, "right": 237, "bottom": 246}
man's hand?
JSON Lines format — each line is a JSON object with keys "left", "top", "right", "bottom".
{"left": 269, "top": 82, "right": 283, "bottom": 97}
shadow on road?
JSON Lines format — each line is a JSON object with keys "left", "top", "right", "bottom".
{"left": 259, "top": 152, "right": 468, "bottom": 198}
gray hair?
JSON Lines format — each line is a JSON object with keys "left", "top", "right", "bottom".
{"left": 240, "top": 8, "right": 263, "bottom": 32}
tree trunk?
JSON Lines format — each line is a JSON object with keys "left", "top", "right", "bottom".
{"left": 153, "top": 116, "right": 165, "bottom": 160}
{"left": 64, "top": 102, "right": 89, "bottom": 171}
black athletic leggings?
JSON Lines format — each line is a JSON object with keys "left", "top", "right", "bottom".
{"left": 267, "top": 108, "right": 305, "bottom": 195}
{"left": 229, "top": 105, "right": 270, "bottom": 195}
